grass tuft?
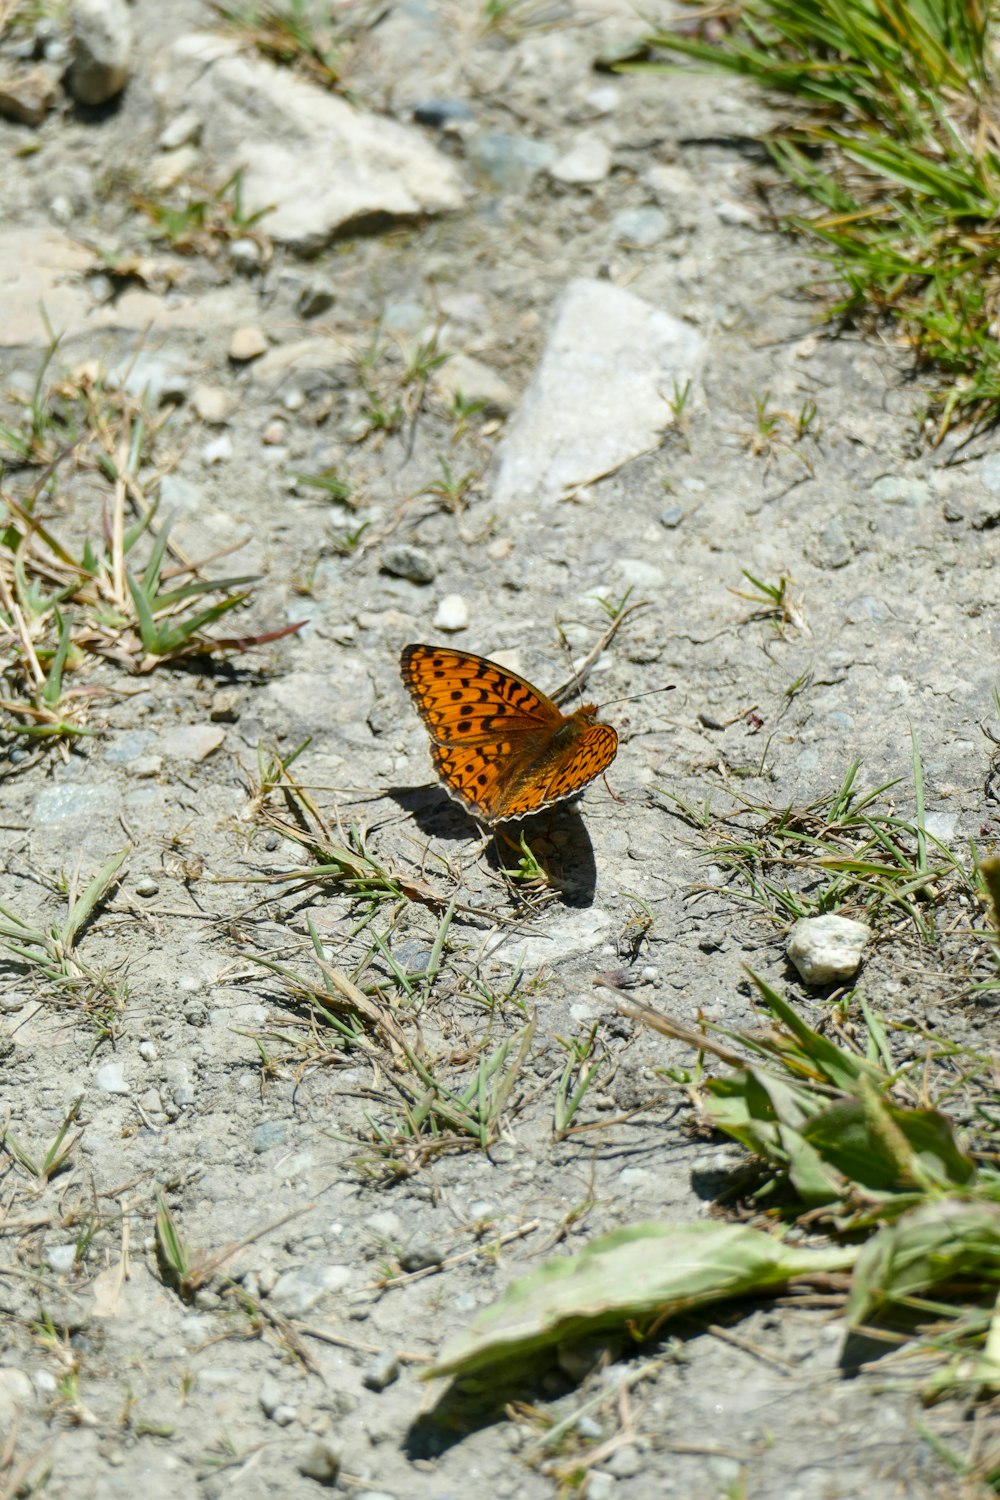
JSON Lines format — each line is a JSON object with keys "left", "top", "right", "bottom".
{"left": 641, "top": 0, "right": 1000, "bottom": 440}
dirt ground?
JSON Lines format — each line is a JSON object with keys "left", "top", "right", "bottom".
{"left": 1, "top": 2, "right": 998, "bottom": 1497}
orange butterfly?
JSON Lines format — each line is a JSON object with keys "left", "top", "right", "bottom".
{"left": 400, "top": 643, "right": 618, "bottom": 824}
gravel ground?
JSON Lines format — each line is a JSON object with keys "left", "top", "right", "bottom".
{"left": 1, "top": 2, "right": 997, "bottom": 1497}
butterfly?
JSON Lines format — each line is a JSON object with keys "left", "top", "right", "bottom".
{"left": 400, "top": 643, "right": 618, "bottom": 824}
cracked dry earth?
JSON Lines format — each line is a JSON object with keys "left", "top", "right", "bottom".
{"left": 1, "top": 2, "right": 998, "bottom": 1498}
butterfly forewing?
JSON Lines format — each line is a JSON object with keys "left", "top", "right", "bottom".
{"left": 400, "top": 643, "right": 560, "bottom": 744}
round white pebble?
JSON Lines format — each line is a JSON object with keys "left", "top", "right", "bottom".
{"left": 432, "top": 594, "right": 469, "bottom": 631}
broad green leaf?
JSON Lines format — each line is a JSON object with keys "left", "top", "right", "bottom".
{"left": 426, "top": 1220, "right": 856, "bottom": 1379}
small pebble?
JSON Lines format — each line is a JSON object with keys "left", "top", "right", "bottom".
{"left": 659, "top": 505, "right": 684, "bottom": 528}
{"left": 135, "top": 876, "right": 159, "bottom": 898}
{"left": 297, "top": 1440, "right": 341, "bottom": 1484}
{"left": 192, "top": 385, "right": 236, "bottom": 425}
{"left": 787, "top": 914, "right": 871, "bottom": 985}
{"left": 263, "top": 419, "right": 286, "bottom": 445}
{"left": 94, "top": 1060, "right": 129, "bottom": 1095}
{"left": 253, "top": 1120, "right": 288, "bottom": 1153}
{"left": 258, "top": 1375, "right": 285, "bottom": 1417}
{"left": 158, "top": 109, "right": 201, "bottom": 150}
{"left": 43, "top": 1244, "right": 77, "bottom": 1274}
{"left": 362, "top": 1352, "right": 400, "bottom": 1392}
{"left": 138, "top": 1040, "right": 158, "bottom": 1062}
{"left": 209, "top": 688, "right": 241, "bottom": 723}
{"left": 229, "top": 326, "right": 268, "bottom": 362}
{"left": 380, "top": 543, "right": 436, "bottom": 585}
{"left": 130, "top": 755, "right": 162, "bottom": 778}
{"left": 550, "top": 137, "right": 612, "bottom": 185}
{"left": 606, "top": 1443, "right": 642, "bottom": 1479}
{"left": 296, "top": 279, "right": 336, "bottom": 319}
{"left": 230, "top": 238, "right": 262, "bottom": 273}
{"left": 398, "top": 1237, "right": 444, "bottom": 1273}
{"left": 159, "top": 724, "right": 225, "bottom": 762}
{"left": 269, "top": 1264, "right": 353, "bottom": 1317}
{"left": 613, "top": 206, "right": 670, "bottom": 247}
{"left": 202, "top": 433, "right": 233, "bottom": 466}
{"left": 432, "top": 594, "right": 469, "bottom": 632}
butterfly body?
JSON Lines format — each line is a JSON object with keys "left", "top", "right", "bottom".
{"left": 400, "top": 644, "right": 618, "bottom": 824}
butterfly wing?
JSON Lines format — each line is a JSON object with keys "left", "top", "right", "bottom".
{"left": 400, "top": 644, "right": 560, "bottom": 745}
{"left": 429, "top": 740, "right": 526, "bottom": 822}
{"left": 496, "top": 722, "right": 619, "bottom": 820}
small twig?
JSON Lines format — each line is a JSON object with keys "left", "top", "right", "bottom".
{"left": 551, "top": 601, "right": 650, "bottom": 706}
{"left": 364, "top": 1217, "right": 542, "bottom": 1292}
{"left": 298, "top": 1322, "right": 433, "bottom": 1366}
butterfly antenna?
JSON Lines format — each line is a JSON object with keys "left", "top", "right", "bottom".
{"left": 599, "top": 685, "right": 676, "bottom": 710}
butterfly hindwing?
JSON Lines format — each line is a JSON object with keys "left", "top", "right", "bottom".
{"left": 497, "top": 722, "right": 619, "bottom": 820}
{"left": 430, "top": 741, "right": 517, "bottom": 821}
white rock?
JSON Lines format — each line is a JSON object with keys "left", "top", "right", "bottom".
{"left": 549, "top": 137, "right": 612, "bottom": 185}
{"left": 193, "top": 384, "right": 236, "bottom": 425}
{"left": 159, "top": 725, "right": 226, "bottom": 762}
{"left": 614, "top": 557, "right": 666, "bottom": 589}
{"left": 202, "top": 433, "right": 233, "bottom": 465}
{"left": 158, "top": 109, "right": 201, "bottom": 151}
{"left": 94, "top": 1060, "right": 130, "bottom": 1094}
{"left": 229, "top": 325, "right": 268, "bottom": 362}
{"left": 644, "top": 163, "right": 699, "bottom": 199}
{"left": 433, "top": 594, "right": 469, "bottom": 632}
{"left": 492, "top": 278, "right": 704, "bottom": 508}
{"left": 67, "top": 0, "right": 132, "bottom": 105}
{"left": 269, "top": 1264, "right": 353, "bottom": 1318}
{"left": 149, "top": 146, "right": 199, "bottom": 193}
{"left": 154, "top": 34, "right": 463, "bottom": 253}
{"left": 44, "top": 1244, "right": 77, "bottom": 1274}
{"left": 787, "top": 915, "right": 871, "bottom": 986}
{"left": 583, "top": 84, "right": 620, "bottom": 115}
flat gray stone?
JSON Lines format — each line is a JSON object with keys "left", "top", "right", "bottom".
{"left": 269, "top": 1264, "right": 353, "bottom": 1318}
{"left": 491, "top": 278, "right": 703, "bottom": 507}
{"left": 94, "top": 1061, "right": 130, "bottom": 1094}
{"left": 33, "top": 784, "right": 119, "bottom": 825}
{"left": 154, "top": 35, "right": 463, "bottom": 253}
{"left": 158, "top": 725, "right": 225, "bottom": 762}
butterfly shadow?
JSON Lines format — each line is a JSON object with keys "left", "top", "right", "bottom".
{"left": 387, "top": 784, "right": 599, "bottom": 908}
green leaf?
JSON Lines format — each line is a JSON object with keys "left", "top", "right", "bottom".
{"left": 426, "top": 1220, "right": 856, "bottom": 1379}
{"left": 848, "top": 1198, "right": 1000, "bottom": 1325}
